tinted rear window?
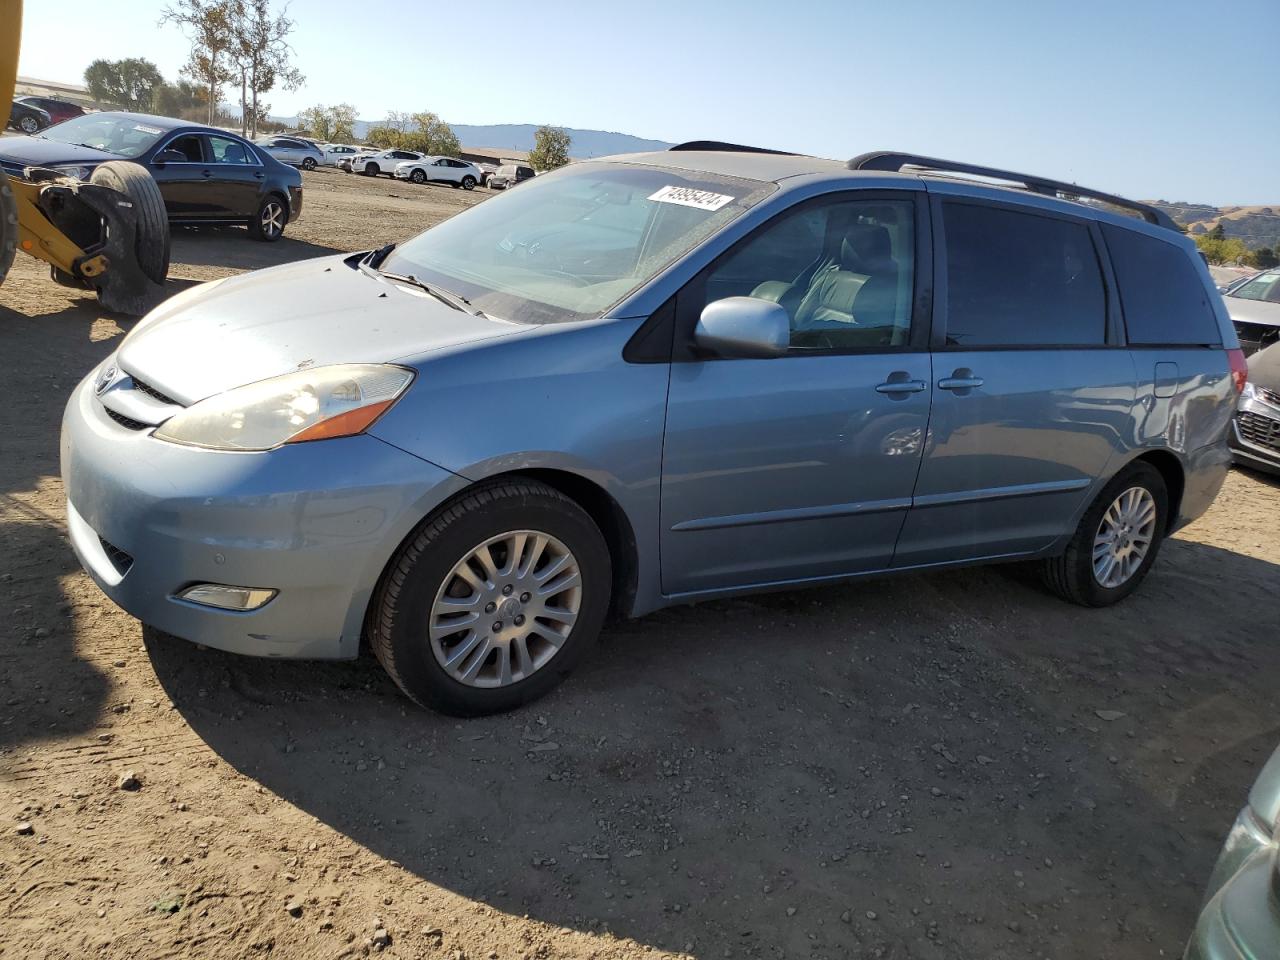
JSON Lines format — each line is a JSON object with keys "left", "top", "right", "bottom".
{"left": 1101, "top": 224, "right": 1220, "bottom": 346}
{"left": 943, "top": 202, "right": 1106, "bottom": 347}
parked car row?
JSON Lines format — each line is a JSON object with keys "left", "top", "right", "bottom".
{"left": 0, "top": 111, "right": 303, "bottom": 242}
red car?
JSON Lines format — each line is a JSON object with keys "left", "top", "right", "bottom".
{"left": 15, "top": 95, "right": 85, "bottom": 125}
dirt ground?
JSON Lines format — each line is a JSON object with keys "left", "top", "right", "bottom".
{"left": 2, "top": 168, "right": 1279, "bottom": 960}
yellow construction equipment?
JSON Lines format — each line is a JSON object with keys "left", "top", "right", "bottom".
{"left": 1, "top": 0, "right": 170, "bottom": 314}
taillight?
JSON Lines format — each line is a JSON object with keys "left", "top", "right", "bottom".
{"left": 1228, "top": 348, "right": 1248, "bottom": 394}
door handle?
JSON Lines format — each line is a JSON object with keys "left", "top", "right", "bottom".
{"left": 254, "top": 171, "right": 265, "bottom": 179}
{"left": 875, "top": 378, "right": 928, "bottom": 394}
{"left": 938, "top": 367, "right": 984, "bottom": 392}
{"left": 201, "top": 169, "right": 213, "bottom": 178}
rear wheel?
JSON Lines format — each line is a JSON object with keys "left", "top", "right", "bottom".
{"left": 1040, "top": 461, "right": 1168, "bottom": 606}
{"left": 410, "top": 168, "right": 426, "bottom": 184}
{"left": 248, "top": 194, "right": 287, "bottom": 242}
{"left": 461, "top": 175, "right": 476, "bottom": 190}
{"left": 88, "top": 160, "right": 170, "bottom": 284}
{"left": 369, "top": 479, "right": 611, "bottom": 716}
{"left": 0, "top": 173, "right": 16, "bottom": 288}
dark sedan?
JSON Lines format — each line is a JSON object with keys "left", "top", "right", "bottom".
{"left": 7, "top": 99, "right": 50, "bottom": 134}
{"left": 0, "top": 111, "right": 302, "bottom": 241}
{"left": 15, "top": 95, "right": 85, "bottom": 125}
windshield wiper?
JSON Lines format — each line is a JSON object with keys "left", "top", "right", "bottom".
{"left": 358, "top": 259, "right": 486, "bottom": 318}
{"left": 365, "top": 242, "right": 396, "bottom": 268}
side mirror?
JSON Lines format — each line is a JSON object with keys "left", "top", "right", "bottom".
{"left": 153, "top": 149, "right": 187, "bottom": 166}
{"left": 695, "top": 297, "right": 790, "bottom": 359}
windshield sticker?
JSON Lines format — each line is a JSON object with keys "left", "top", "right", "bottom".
{"left": 133, "top": 124, "right": 164, "bottom": 135}
{"left": 647, "top": 185, "right": 735, "bottom": 211}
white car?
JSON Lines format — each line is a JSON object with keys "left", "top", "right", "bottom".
{"left": 320, "top": 144, "right": 361, "bottom": 168}
{"left": 393, "top": 156, "right": 483, "bottom": 190}
{"left": 349, "top": 149, "right": 426, "bottom": 177}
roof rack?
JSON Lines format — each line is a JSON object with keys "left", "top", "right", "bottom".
{"left": 669, "top": 140, "right": 796, "bottom": 156}
{"left": 848, "top": 151, "right": 1179, "bottom": 231}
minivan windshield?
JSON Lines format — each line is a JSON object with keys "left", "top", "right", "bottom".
{"left": 38, "top": 113, "right": 168, "bottom": 158}
{"left": 382, "top": 162, "right": 774, "bottom": 324}
{"left": 1231, "top": 270, "right": 1280, "bottom": 304}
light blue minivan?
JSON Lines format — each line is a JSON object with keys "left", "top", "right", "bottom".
{"left": 61, "top": 145, "right": 1247, "bottom": 714}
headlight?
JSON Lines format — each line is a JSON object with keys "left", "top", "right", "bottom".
{"left": 153, "top": 364, "right": 414, "bottom": 451}
{"left": 52, "top": 164, "right": 91, "bottom": 180}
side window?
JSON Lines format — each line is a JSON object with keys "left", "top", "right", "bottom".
{"left": 1101, "top": 224, "right": 1222, "bottom": 345}
{"left": 943, "top": 202, "right": 1106, "bottom": 347}
{"left": 166, "top": 135, "right": 205, "bottom": 163}
{"left": 208, "top": 135, "right": 251, "bottom": 164}
{"left": 698, "top": 196, "right": 917, "bottom": 351}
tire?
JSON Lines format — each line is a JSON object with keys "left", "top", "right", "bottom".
{"left": 364, "top": 163, "right": 379, "bottom": 177}
{"left": 88, "top": 160, "right": 170, "bottom": 284}
{"left": 1040, "top": 461, "right": 1168, "bottom": 607}
{"left": 248, "top": 193, "right": 288, "bottom": 242}
{"left": 369, "top": 479, "right": 612, "bottom": 716}
{"left": 301, "top": 157, "right": 317, "bottom": 171}
{"left": 461, "top": 175, "right": 476, "bottom": 191}
{"left": 19, "top": 115, "right": 39, "bottom": 134}
{"left": 410, "top": 168, "right": 426, "bottom": 184}
{"left": 0, "top": 172, "right": 16, "bottom": 288}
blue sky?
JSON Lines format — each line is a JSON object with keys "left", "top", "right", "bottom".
{"left": 18, "top": 0, "right": 1278, "bottom": 204}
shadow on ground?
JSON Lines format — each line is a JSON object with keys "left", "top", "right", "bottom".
{"left": 146, "top": 536, "right": 1280, "bottom": 958}
{"left": 170, "top": 229, "right": 343, "bottom": 271}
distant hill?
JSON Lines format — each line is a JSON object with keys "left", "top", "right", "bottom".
{"left": 1148, "top": 201, "right": 1280, "bottom": 250}
{"left": 273, "top": 115, "right": 672, "bottom": 158}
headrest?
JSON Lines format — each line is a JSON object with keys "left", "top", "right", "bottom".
{"left": 841, "top": 223, "right": 892, "bottom": 271}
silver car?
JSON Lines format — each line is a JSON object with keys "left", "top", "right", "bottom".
{"left": 1185, "top": 743, "right": 1280, "bottom": 958}
{"left": 1220, "top": 268, "right": 1280, "bottom": 354}
{"left": 61, "top": 145, "right": 1243, "bottom": 716}
{"left": 255, "top": 135, "right": 325, "bottom": 171}
{"left": 1229, "top": 341, "right": 1280, "bottom": 474}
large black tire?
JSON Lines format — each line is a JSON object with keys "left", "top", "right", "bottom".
{"left": 247, "top": 193, "right": 288, "bottom": 242}
{"left": 410, "top": 168, "right": 426, "bottom": 184}
{"left": 0, "top": 173, "right": 15, "bottom": 289}
{"left": 369, "top": 479, "right": 612, "bottom": 716}
{"left": 1040, "top": 461, "right": 1168, "bottom": 607}
{"left": 363, "top": 162, "right": 380, "bottom": 177}
{"left": 461, "top": 175, "right": 476, "bottom": 191}
{"left": 88, "top": 160, "right": 170, "bottom": 285}
{"left": 301, "top": 157, "right": 317, "bottom": 171}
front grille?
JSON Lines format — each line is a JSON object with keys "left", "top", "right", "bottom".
{"left": 104, "top": 407, "right": 148, "bottom": 431}
{"left": 131, "top": 377, "right": 177, "bottom": 405}
{"left": 1238, "top": 411, "right": 1280, "bottom": 453}
{"left": 98, "top": 537, "right": 134, "bottom": 576}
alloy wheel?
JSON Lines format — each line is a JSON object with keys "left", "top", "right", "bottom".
{"left": 1092, "top": 486, "right": 1157, "bottom": 588}
{"left": 20, "top": 117, "right": 38, "bottom": 134}
{"left": 260, "top": 201, "right": 285, "bottom": 239}
{"left": 428, "top": 530, "right": 582, "bottom": 688}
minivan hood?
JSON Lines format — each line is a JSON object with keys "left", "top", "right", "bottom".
{"left": 1225, "top": 296, "right": 1280, "bottom": 330}
{"left": 0, "top": 134, "right": 118, "bottom": 169}
{"left": 117, "top": 255, "right": 524, "bottom": 405}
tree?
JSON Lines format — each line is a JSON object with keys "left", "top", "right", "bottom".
{"left": 1208, "top": 222, "right": 1226, "bottom": 241}
{"left": 528, "top": 125, "right": 571, "bottom": 171}
{"left": 298, "top": 104, "right": 333, "bottom": 142}
{"left": 150, "top": 78, "right": 205, "bottom": 118}
{"left": 408, "top": 111, "right": 460, "bottom": 156}
{"left": 229, "top": 0, "right": 304, "bottom": 138}
{"left": 1195, "top": 234, "right": 1247, "bottom": 265}
{"left": 83, "top": 58, "right": 164, "bottom": 111}
{"left": 1246, "top": 246, "right": 1280, "bottom": 269}
{"left": 363, "top": 124, "right": 400, "bottom": 149}
{"left": 328, "top": 103, "right": 358, "bottom": 144}
{"left": 160, "top": 0, "right": 237, "bottom": 126}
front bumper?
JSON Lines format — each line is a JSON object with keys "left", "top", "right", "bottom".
{"left": 1228, "top": 399, "right": 1280, "bottom": 475}
{"left": 1184, "top": 846, "right": 1280, "bottom": 960}
{"left": 288, "top": 184, "right": 303, "bottom": 222}
{"left": 60, "top": 369, "right": 462, "bottom": 659}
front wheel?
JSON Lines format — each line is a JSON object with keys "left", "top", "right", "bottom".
{"left": 363, "top": 163, "right": 380, "bottom": 177}
{"left": 369, "top": 479, "right": 611, "bottom": 716}
{"left": 1040, "top": 461, "right": 1168, "bottom": 606}
{"left": 461, "top": 175, "right": 476, "bottom": 191}
{"left": 19, "top": 116, "right": 39, "bottom": 134}
{"left": 301, "top": 157, "right": 317, "bottom": 171}
{"left": 248, "top": 194, "right": 287, "bottom": 242}
{"left": 410, "top": 168, "right": 426, "bottom": 184}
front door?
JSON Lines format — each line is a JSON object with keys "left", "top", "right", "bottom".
{"left": 660, "top": 191, "right": 934, "bottom": 596}
{"left": 892, "top": 194, "right": 1137, "bottom": 566}
{"left": 149, "top": 133, "right": 209, "bottom": 218}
